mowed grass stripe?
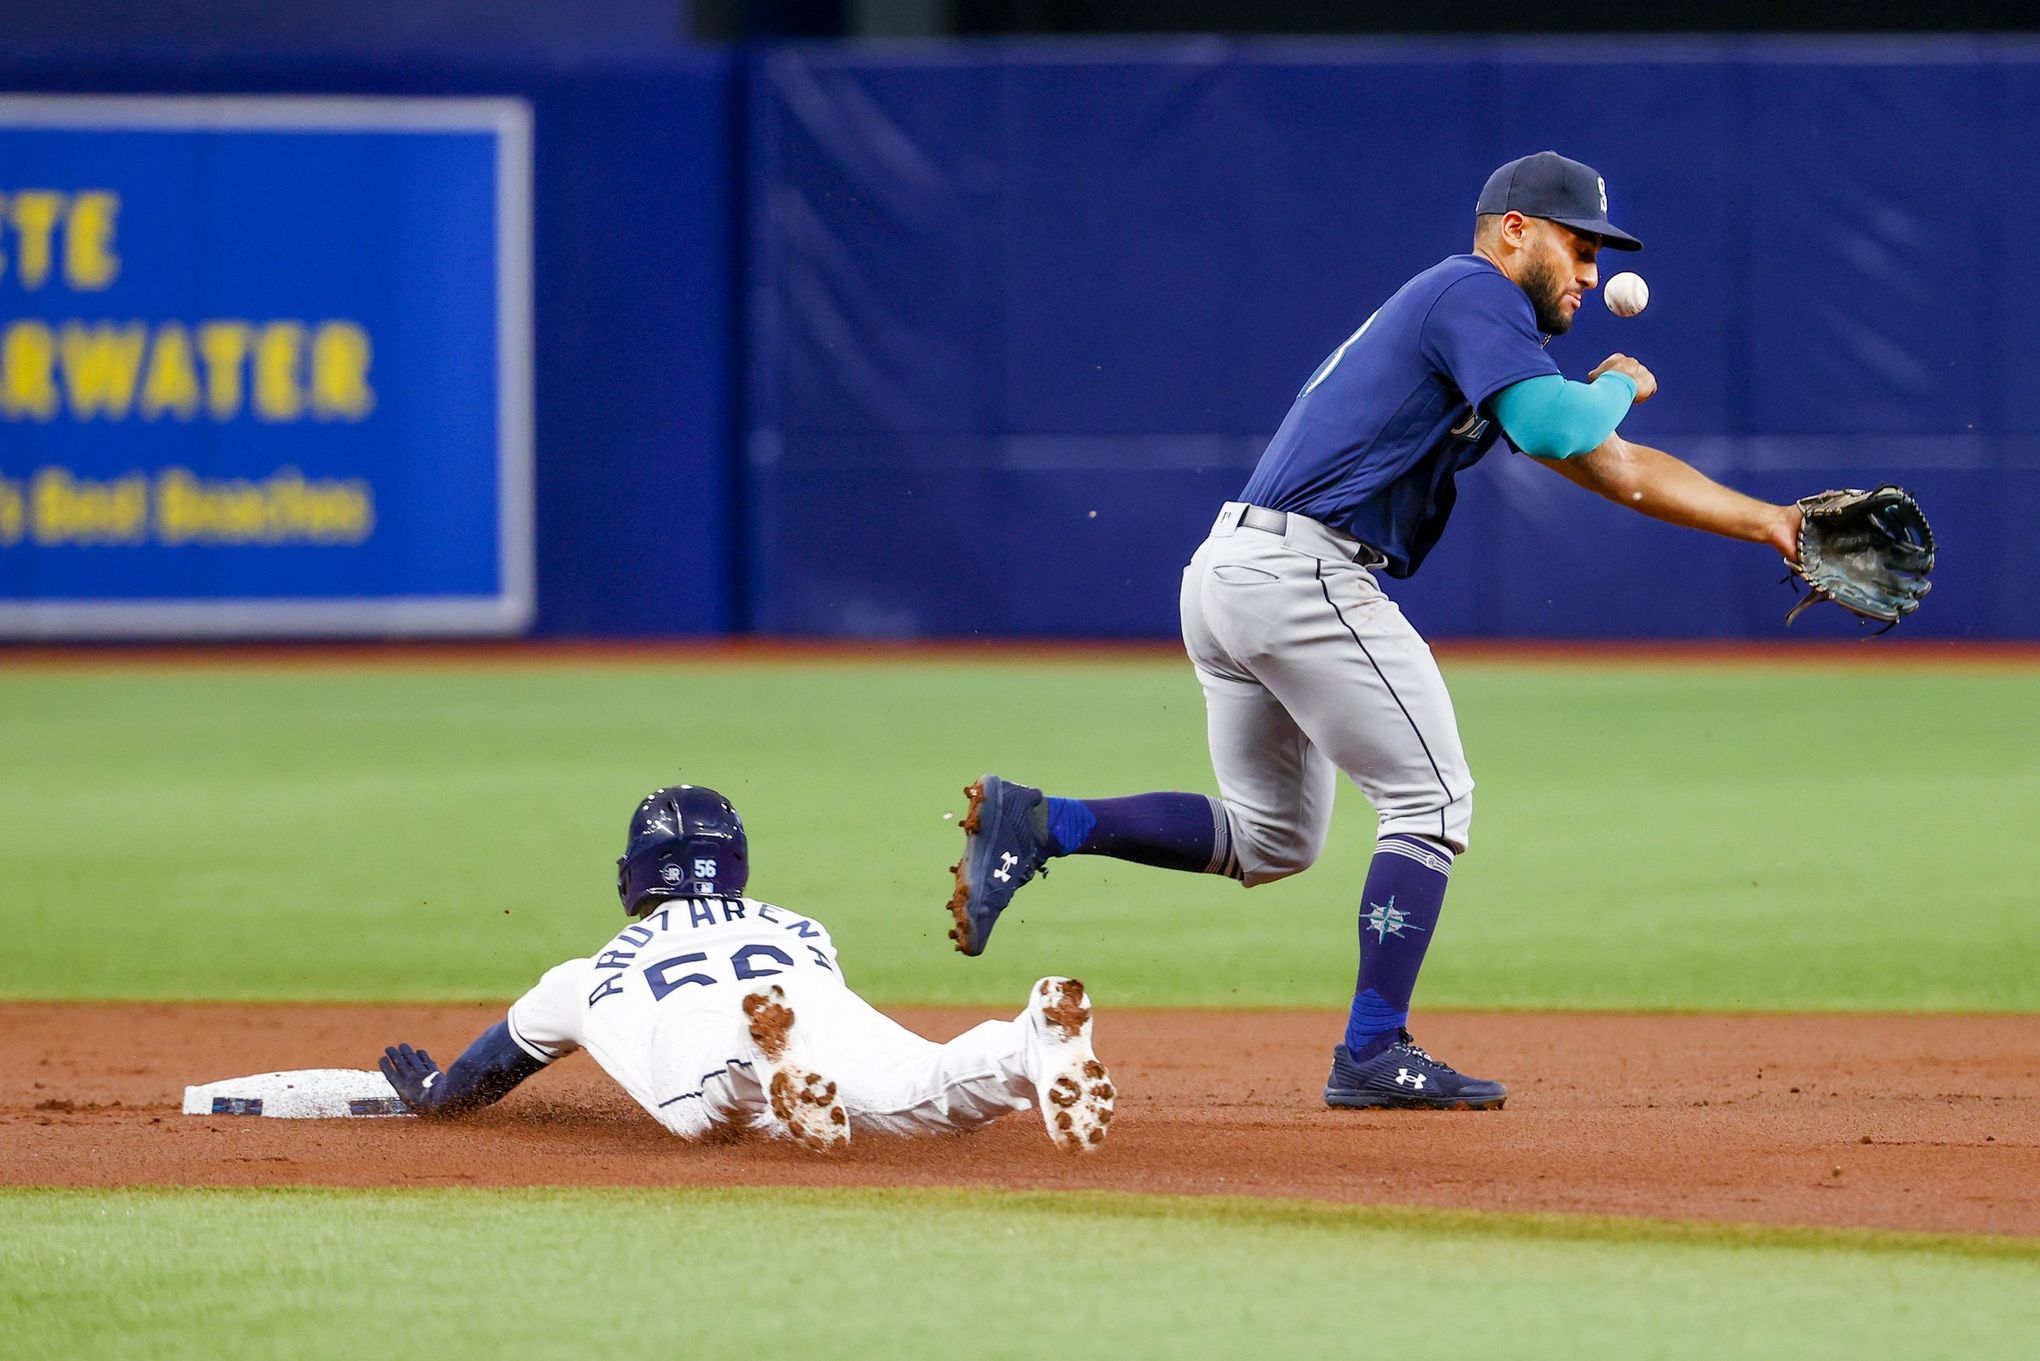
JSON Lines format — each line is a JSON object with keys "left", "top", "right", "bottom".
{"left": 1, "top": 1187, "right": 2033, "bottom": 1361}
{"left": 1, "top": 662, "right": 2032, "bottom": 1009}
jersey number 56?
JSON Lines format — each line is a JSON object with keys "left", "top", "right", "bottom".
{"left": 640, "top": 942, "right": 833, "bottom": 1002}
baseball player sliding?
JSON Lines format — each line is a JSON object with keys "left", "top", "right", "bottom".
{"left": 948, "top": 151, "right": 1815, "bottom": 1113}
{"left": 380, "top": 784, "right": 1115, "bottom": 1153}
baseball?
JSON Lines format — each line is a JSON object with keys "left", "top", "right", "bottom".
{"left": 1604, "top": 272, "right": 1649, "bottom": 318}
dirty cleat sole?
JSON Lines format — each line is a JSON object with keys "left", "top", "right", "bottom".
{"left": 945, "top": 775, "right": 1051, "bottom": 957}
{"left": 944, "top": 778, "right": 991, "bottom": 953}
{"left": 1029, "top": 977, "right": 1115, "bottom": 1153}
{"left": 742, "top": 986, "right": 850, "bottom": 1152}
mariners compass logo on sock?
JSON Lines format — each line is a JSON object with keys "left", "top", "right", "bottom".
{"left": 1363, "top": 895, "right": 1426, "bottom": 943}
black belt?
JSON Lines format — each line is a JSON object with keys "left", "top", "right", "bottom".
{"left": 1237, "top": 505, "right": 1387, "bottom": 568}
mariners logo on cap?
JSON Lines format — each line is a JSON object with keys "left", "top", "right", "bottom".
{"left": 1473, "top": 152, "right": 1642, "bottom": 251}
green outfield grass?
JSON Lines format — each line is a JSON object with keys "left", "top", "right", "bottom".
{"left": 1, "top": 658, "right": 2032, "bottom": 1010}
{"left": 2, "top": 1186, "right": 2033, "bottom": 1361}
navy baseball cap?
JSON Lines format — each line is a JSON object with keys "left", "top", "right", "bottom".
{"left": 1475, "top": 151, "right": 1642, "bottom": 251}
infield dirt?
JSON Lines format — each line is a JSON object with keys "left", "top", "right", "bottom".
{"left": 4, "top": 1003, "right": 2033, "bottom": 1237}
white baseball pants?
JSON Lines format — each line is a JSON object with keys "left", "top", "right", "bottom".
{"left": 652, "top": 973, "right": 1050, "bottom": 1138}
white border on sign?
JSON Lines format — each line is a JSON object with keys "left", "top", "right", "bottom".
{"left": 0, "top": 94, "right": 536, "bottom": 639}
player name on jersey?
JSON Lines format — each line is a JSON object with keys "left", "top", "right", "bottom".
{"left": 584, "top": 897, "right": 835, "bottom": 1008}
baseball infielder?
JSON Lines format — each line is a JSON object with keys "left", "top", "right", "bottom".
{"left": 381, "top": 784, "right": 1115, "bottom": 1153}
{"left": 947, "top": 152, "right": 1806, "bottom": 1111}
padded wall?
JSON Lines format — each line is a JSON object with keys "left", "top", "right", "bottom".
{"left": 747, "top": 39, "right": 2038, "bottom": 639}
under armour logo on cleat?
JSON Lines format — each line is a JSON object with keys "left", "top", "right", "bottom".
{"left": 1394, "top": 1068, "right": 1426, "bottom": 1089}
{"left": 992, "top": 851, "right": 1019, "bottom": 883}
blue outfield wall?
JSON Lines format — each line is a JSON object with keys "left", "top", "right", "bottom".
{"left": 747, "top": 38, "right": 2040, "bottom": 640}
{"left": 3, "top": 38, "right": 2036, "bottom": 640}
{"left": 0, "top": 48, "right": 737, "bottom": 637}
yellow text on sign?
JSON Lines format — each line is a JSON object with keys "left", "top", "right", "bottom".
{"left": 0, "top": 320, "right": 376, "bottom": 423}
{"left": 0, "top": 190, "right": 122, "bottom": 290}
{"left": 0, "top": 466, "right": 375, "bottom": 547}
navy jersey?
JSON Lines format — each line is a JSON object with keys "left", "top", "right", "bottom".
{"left": 1238, "top": 255, "right": 1559, "bottom": 577}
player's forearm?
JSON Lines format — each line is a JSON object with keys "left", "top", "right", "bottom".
{"left": 1557, "top": 435, "right": 1798, "bottom": 551}
{"left": 403, "top": 1021, "right": 545, "bottom": 1117}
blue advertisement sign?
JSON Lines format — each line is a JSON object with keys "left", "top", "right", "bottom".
{"left": 0, "top": 96, "right": 532, "bottom": 636}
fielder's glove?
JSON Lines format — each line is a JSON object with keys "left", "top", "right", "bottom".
{"left": 1785, "top": 485, "right": 1935, "bottom": 632}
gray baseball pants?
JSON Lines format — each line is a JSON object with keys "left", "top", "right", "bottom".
{"left": 1180, "top": 501, "right": 1475, "bottom": 886}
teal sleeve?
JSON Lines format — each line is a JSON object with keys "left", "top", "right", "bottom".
{"left": 1488, "top": 371, "right": 1638, "bottom": 459}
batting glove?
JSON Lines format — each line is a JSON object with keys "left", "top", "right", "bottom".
{"left": 379, "top": 1042, "right": 448, "bottom": 1114}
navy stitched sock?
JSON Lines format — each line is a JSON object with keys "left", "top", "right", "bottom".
{"left": 1044, "top": 793, "right": 1238, "bottom": 876}
{"left": 1344, "top": 834, "right": 1454, "bottom": 1059}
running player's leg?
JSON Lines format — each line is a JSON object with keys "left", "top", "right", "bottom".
{"left": 780, "top": 975, "right": 1112, "bottom": 1148}
{"left": 1024, "top": 540, "right": 1333, "bottom": 883}
{"left": 634, "top": 991, "right": 854, "bottom": 1150}
{"left": 791, "top": 979, "right": 1027, "bottom": 1133}
{"left": 1191, "top": 661, "right": 1337, "bottom": 884}
{"left": 1249, "top": 557, "right": 1474, "bottom": 1061}
{"left": 1037, "top": 665, "right": 1330, "bottom": 883}
{"left": 945, "top": 542, "right": 1303, "bottom": 955}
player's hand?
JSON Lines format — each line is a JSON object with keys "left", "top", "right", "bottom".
{"left": 1766, "top": 503, "right": 1804, "bottom": 565}
{"left": 1589, "top": 354, "right": 1657, "bottom": 403}
{"left": 379, "top": 1042, "right": 446, "bottom": 1114}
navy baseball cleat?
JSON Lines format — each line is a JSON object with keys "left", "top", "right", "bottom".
{"left": 1323, "top": 1031, "right": 1507, "bottom": 1111}
{"left": 946, "top": 775, "right": 1054, "bottom": 956}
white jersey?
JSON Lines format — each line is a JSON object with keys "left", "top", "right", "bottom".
{"left": 506, "top": 896, "right": 844, "bottom": 1134}
{"left": 501, "top": 894, "right": 1093, "bottom": 1143}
